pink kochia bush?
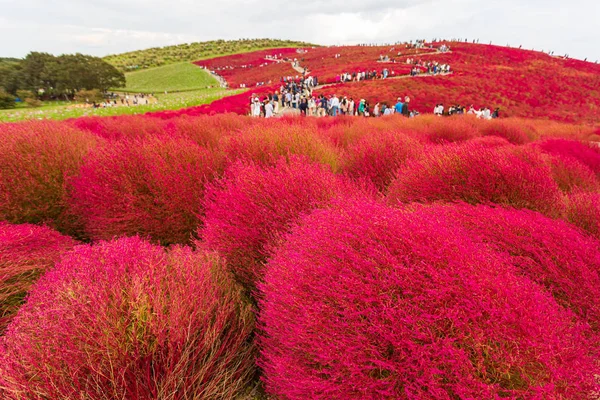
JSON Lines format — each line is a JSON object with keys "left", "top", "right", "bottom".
{"left": 536, "top": 138, "right": 600, "bottom": 177}
{"left": 564, "top": 191, "right": 600, "bottom": 239}
{"left": 0, "top": 222, "right": 78, "bottom": 334}
{"left": 0, "top": 237, "right": 256, "bottom": 399}
{"left": 0, "top": 121, "right": 97, "bottom": 234}
{"left": 427, "top": 203, "right": 600, "bottom": 330}
{"left": 69, "top": 136, "right": 221, "bottom": 245}
{"left": 200, "top": 157, "right": 362, "bottom": 291}
{"left": 258, "top": 200, "right": 599, "bottom": 399}
{"left": 387, "top": 142, "right": 561, "bottom": 216}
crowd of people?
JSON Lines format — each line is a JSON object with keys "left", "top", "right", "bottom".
{"left": 434, "top": 104, "right": 500, "bottom": 119}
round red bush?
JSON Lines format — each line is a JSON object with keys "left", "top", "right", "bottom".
{"left": 564, "top": 191, "right": 600, "bottom": 239}
{"left": 199, "top": 157, "right": 365, "bottom": 292}
{"left": 0, "top": 121, "right": 98, "bottom": 235}
{"left": 387, "top": 142, "right": 561, "bottom": 216}
{"left": 0, "top": 237, "right": 256, "bottom": 399}
{"left": 426, "top": 203, "right": 600, "bottom": 330}
{"left": 536, "top": 138, "right": 600, "bottom": 177}
{"left": 0, "top": 222, "right": 78, "bottom": 334}
{"left": 259, "top": 200, "right": 598, "bottom": 399}
{"left": 69, "top": 135, "right": 221, "bottom": 245}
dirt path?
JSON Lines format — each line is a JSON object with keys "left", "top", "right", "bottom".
{"left": 313, "top": 72, "right": 453, "bottom": 90}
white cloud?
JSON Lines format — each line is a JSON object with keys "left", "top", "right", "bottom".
{"left": 0, "top": 0, "right": 598, "bottom": 62}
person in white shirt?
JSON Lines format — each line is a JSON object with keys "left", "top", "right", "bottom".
{"left": 330, "top": 95, "right": 340, "bottom": 116}
{"left": 252, "top": 98, "right": 261, "bottom": 117}
{"left": 265, "top": 101, "right": 274, "bottom": 118}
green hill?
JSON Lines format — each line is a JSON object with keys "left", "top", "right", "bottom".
{"left": 121, "top": 62, "right": 218, "bottom": 93}
{"left": 104, "top": 38, "right": 317, "bottom": 72}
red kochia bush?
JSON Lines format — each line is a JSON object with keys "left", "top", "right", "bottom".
{"left": 0, "top": 222, "right": 78, "bottom": 334}
{"left": 564, "top": 191, "right": 600, "bottom": 239}
{"left": 341, "top": 130, "right": 423, "bottom": 192}
{"left": 70, "top": 136, "right": 221, "bottom": 245}
{"left": 426, "top": 203, "right": 600, "bottom": 330}
{"left": 0, "top": 237, "right": 256, "bottom": 399}
{"left": 259, "top": 200, "right": 598, "bottom": 399}
{"left": 536, "top": 138, "right": 600, "bottom": 177}
{"left": 0, "top": 121, "right": 97, "bottom": 234}
{"left": 387, "top": 142, "right": 561, "bottom": 216}
{"left": 200, "top": 157, "right": 362, "bottom": 291}
{"left": 547, "top": 154, "right": 599, "bottom": 193}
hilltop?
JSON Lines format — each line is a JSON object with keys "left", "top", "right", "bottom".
{"left": 104, "top": 38, "right": 317, "bottom": 72}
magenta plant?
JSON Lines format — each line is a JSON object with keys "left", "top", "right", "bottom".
{"left": 199, "top": 156, "right": 365, "bottom": 292}
{"left": 387, "top": 142, "right": 561, "bottom": 216}
{"left": 423, "top": 203, "right": 600, "bottom": 331}
{"left": 0, "top": 121, "right": 98, "bottom": 235}
{"left": 341, "top": 130, "right": 423, "bottom": 192}
{"left": 0, "top": 222, "right": 78, "bottom": 334}
{"left": 547, "top": 154, "right": 599, "bottom": 193}
{"left": 69, "top": 135, "right": 222, "bottom": 245}
{"left": 0, "top": 237, "right": 256, "bottom": 399}
{"left": 536, "top": 138, "right": 600, "bottom": 177}
{"left": 564, "top": 191, "right": 600, "bottom": 239}
{"left": 258, "top": 199, "right": 599, "bottom": 399}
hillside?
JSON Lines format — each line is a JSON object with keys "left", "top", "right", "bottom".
{"left": 121, "top": 62, "right": 219, "bottom": 93}
{"left": 104, "top": 38, "right": 317, "bottom": 72}
{"left": 175, "top": 41, "right": 600, "bottom": 124}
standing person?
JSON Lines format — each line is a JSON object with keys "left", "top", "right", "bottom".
{"left": 348, "top": 99, "right": 355, "bottom": 116}
{"left": 394, "top": 97, "right": 404, "bottom": 114}
{"left": 401, "top": 101, "right": 409, "bottom": 117}
{"left": 299, "top": 97, "right": 308, "bottom": 115}
{"left": 492, "top": 107, "right": 500, "bottom": 118}
{"left": 265, "top": 101, "right": 274, "bottom": 118}
{"left": 330, "top": 94, "right": 340, "bottom": 116}
{"left": 358, "top": 99, "right": 366, "bottom": 116}
{"left": 373, "top": 102, "right": 380, "bottom": 117}
{"left": 292, "top": 92, "right": 300, "bottom": 109}
{"left": 273, "top": 92, "right": 280, "bottom": 114}
{"left": 252, "top": 98, "right": 261, "bottom": 117}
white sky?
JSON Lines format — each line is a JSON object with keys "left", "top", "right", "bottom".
{"left": 1, "top": 0, "right": 598, "bottom": 62}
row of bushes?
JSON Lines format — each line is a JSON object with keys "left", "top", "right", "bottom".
{"left": 1, "top": 115, "right": 598, "bottom": 246}
{"left": 2, "top": 198, "right": 600, "bottom": 398}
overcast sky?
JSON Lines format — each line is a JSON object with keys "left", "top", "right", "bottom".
{"left": 1, "top": 0, "right": 598, "bottom": 62}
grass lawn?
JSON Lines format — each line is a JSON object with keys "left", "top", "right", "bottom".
{"left": 0, "top": 88, "right": 243, "bottom": 122}
{"left": 121, "top": 63, "right": 219, "bottom": 93}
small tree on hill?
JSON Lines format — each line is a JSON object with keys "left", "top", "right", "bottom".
{"left": 0, "top": 89, "right": 15, "bottom": 109}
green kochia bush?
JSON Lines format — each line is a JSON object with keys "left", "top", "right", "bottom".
{"left": 0, "top": 237, "right": 256, "bottom": 399}
{"left": 259, "top": 199, "right": 598, "bottom": 399}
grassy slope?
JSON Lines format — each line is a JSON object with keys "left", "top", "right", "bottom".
{"left": 0, "top": 89, "right": 242, "bottom": 122}
{"left": 104, "top": 38, "right": 317, "bottom": 72}
{"left": 122, "top": 63, "right": 218, "bottom": 93}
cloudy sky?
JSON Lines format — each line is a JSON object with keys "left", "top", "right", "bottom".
{"left": 1, "top": 0, "right": 598, "bottom": 61}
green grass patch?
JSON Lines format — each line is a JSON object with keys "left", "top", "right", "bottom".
{"left": 0, "top": 88, "right": 243, "bottom": 122}
{"left": 122, "top": 63, "right": 219, "bottom": 93}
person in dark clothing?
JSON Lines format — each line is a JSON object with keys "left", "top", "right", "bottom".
{"left": 401, "top": 102, "right": 409, "bottom": 117}
{"left": 492, "top": 108, "right": 500, "bottom": 118}
{"left": 299, "top": 98, "right": 308, "bottom": 115}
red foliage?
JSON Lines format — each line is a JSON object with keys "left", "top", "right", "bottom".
{"left": 387, "top": 141, "right": 561, "bottom": 216}
{"left": 0, "top": 222, "right": 78, "bottom": 334}
{"left": 199, "top": 157, "right": 364, "bottom": 291}
{"left": 0, "top": 237, "right": 256, "bottom": 399}
{"left": 69, "top": 135, "right": 222, "bottom": 245}
{"left": 258, "top": 199, "right": 598, "bottom": 399}
{"left": 564, "top": 191, "right": 600, "bottom": 240}
{"left": 424, "top": 203, "right": 600, "bottom": 331}
{"left": 0, "top": 121, "right": 98, "bottom": 235}
{"left": 536, "top": 138, "right": 600, "bottom": 176}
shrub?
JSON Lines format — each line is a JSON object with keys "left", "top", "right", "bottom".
{"left": 548, "top": 155, "right": 599, "bottom": 193}
{"left": 0, "top": 121, "right": 98, "bottom": 235}
{"left": 69, "top": 136, "right": 221, "bottom": 245}
{"left": 70, "top": 115, "right": 169, "bottom": 140}
{"left": 220, "top": 121, "right": 341, "bottom": 171}
{"left": 479, "top": 119, "right": 534, "bottom": 144}
{"left": 341, "top": 130, "right": 423, "bottom": 192}
{"left": 564, "top": 191, "right": 600, "bottom": 239}
{"left": 259, "top": 199, "right": 598, "bottom": 399}
{"left": 199, "top": 157, "right": 364, "bottom": 292}
{"left": 0, "top": 237, "right": 256, "bottom": 399}
{"left": 536, "top": 139, "right": 600, "bottom": 177}
{"left": 422, "top": 116, "right": 481, "bottom": 144}
{"left": 0, "top": 222, "right": 78, "bottom": 334}
{"left": 0, "top": 89, "right": 15, "bottom": 109}
{"left": 387, "top": 142, "right": 561, "bottom": 216}
{"left": 425, "top": 203, "right": 600, "bottom": 331}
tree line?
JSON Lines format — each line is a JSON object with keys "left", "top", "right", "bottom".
{"left": 0, "top": 52, "right": 125, "bottom": 109}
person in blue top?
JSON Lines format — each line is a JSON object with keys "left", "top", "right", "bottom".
{"left": 394, "top": 98, "right": 404, "bottom": 114}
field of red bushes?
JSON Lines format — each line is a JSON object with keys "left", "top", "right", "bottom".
{"left": 2, "top": 108, "right": 600, "bottom": 398}
{"left": 173, "top": 41, "right": 600, "bottom": 124}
